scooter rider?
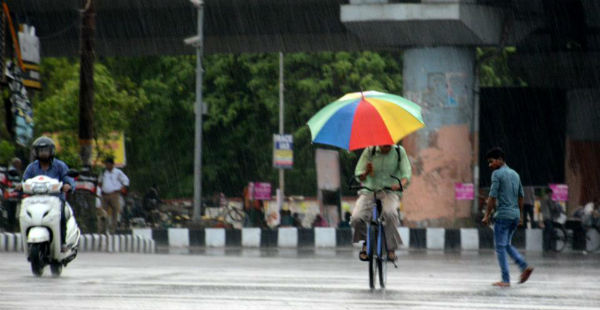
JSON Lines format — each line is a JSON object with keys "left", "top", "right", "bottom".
{"left": 22, "top": 136, "right": 75, "bottom": 251}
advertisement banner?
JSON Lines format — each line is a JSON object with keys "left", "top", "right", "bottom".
{"left": 19, "top": 25, "right": 42, "bottom": 89}
{"left": 549, "top": 184, "right": 568, "bottom": 202}
{"left": 7, "top": 63, "right": 34, "bottom": 147}
{"left": 251, "top": 182, "right": 272, "bottom": 200}
{"left": 50, "top": 131, "right": 126, "bottom": 167}
{"left": 273, "top": 134, "right": 293, "bottom": 169}
{"left": 455, "top": 183, "right": 474, "bottom": 200}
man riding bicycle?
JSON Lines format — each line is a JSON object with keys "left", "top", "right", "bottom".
{"left": 351, "top": 144, "right": 411, "bottom": 261}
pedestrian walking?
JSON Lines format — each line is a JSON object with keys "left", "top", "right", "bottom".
{"left": 539, "top": 187, "right": 557, "bottom": 251}
{"left": 482, "top": 147, "right": 534, "bottom": 287}
{"left": 98, "top": 157, "right": 129, "bottom": 233}
{"left": 523, "top": 186, "right": 536, "bottom": 228}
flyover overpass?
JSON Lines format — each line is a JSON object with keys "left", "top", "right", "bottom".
{"left": 11, "top": 0, "right": 600, "bottom": 226}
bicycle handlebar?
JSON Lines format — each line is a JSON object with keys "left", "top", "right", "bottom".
{"left": 349, "top": 175, "right": 403, "bottom": 192}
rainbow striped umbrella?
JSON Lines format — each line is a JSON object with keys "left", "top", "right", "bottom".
{"left": 307, "top": 90, "right": 425, "bottom": 150}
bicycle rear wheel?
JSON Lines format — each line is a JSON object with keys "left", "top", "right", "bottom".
{"left": 553, "top": 226, "right": 567, "bottom": 252}
{"left": 368, "top": 225, "right": 377, "bottom": 289}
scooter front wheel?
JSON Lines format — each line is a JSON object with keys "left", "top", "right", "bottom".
{"left": 29, "top": 243, "right": 47, "bottom": 277}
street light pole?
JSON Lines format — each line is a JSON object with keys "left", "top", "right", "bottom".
{"left": 278, "top": 52, "right": 284, "bottom": 207}
{"left": 190, "top": 0, "right": 204, "bottom": 222}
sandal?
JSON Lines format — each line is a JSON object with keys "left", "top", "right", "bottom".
{"left": 359, "top": 243, "right": 369, "bottom": 261}
{"left": 519, "top": 267, "right": 534, "bottom": 284}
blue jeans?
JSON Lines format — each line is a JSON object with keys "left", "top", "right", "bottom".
{"left": 494, "top": 218, "right": 528, "bottom": 282}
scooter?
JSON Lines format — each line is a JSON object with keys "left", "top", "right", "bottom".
{"left": 19, "top": 175, "right": 80, "bottom": 277}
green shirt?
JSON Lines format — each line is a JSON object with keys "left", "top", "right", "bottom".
{"left": 488, "top": 164, "right": 524, "bottom": 220}
{"left": 354, "top": 145, "right": 411, "bottom": 196}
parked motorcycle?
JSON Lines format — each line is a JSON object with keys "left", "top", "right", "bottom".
{"left": 19, "top": 175, "right": 80, "bottom": 277}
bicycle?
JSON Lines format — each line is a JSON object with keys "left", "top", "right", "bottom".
{"left": 202, "top": 200, "right": 246, "bottom": 228}
{"left": 351, "top": 175, "right": 402, "bottom": 289}
{"left": 552, "top": 222, "right": 568, "bottom": 252}
{"left": 552, "top": 221, "right": 600, "bottom": 253}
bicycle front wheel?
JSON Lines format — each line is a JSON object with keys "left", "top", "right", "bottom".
{"left": 553, "top": 227, "right": 567, "bottom": 252}
{"left": 378, "top": 229, "right": 387, "bottom": 288}
{"left": 368, "top": 225, "right": 377, "bottom": 289}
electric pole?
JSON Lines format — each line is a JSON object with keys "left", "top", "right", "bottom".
{"left": 79, "top": 0, "right": 95, "bottom": 166}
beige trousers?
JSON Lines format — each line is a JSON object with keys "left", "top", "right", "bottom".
{"left": 350, "top": 191, "right": 403, "bottom": 251}
{"left": 102, "top": 192, "right": 121, "bottom": 233}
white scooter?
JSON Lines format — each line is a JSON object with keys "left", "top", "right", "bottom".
{"left": 19, "top": 175, "right": 80, "bottom": 277}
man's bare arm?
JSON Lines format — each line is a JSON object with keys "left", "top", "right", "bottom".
{"left": 482, "top": 197, "right": 496, "bottom": 225}
{"left": 518, "top": 197, "right": 524, "bottom": 225}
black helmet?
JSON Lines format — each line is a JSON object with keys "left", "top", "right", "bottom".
{"left": 32, "top": 136, "right": 56, "bottom": 160}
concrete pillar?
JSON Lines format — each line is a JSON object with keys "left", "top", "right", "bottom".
{"left": 403, "top": 47, "right": 475, "bottom": 227}
{"left": 565, "top": 89, "right": 600, "bottom": 209}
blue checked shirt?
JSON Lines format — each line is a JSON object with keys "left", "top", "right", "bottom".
{"left": 488, "top": 164, "right": 524, "bottom": 220}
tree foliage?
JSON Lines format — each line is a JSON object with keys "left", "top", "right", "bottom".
{"left": 34, "top": 58, "right": 146, "bottom": 167}
{"left": 477, "top": 47, "right": 527, "bottom": 87}
{"left": 104, "top": 52, "right": 403, "bottom": 198}
{"left": 34, "top": 49, "right": 519, "bottom": 200}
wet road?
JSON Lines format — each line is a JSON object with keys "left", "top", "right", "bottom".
{"left": 0, "top": 249, "right": 598, "bottom": 310}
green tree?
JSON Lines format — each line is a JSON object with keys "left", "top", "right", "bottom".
{"left": 477, "top": 47, "right": 527, "bottom": 87}
{"left": 107, "top": 52, "right": 403, "bottom": 199}
{"left": 35, "top": 58, "right": 146, "bottom": 167}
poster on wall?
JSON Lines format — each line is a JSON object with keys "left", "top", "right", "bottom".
{"left": 549, "top": 184, "right": 568, "bottom": 202}
{"left": 455, "top": 183, "right": 474, "bottom": 200}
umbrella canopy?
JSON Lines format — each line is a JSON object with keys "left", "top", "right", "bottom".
{"left": 307, "top": 90, "right": 424, "bottom": 150}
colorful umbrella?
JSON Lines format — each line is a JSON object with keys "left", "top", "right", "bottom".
{"left": 307, "top": 90, "right": 425, "bottom": 150}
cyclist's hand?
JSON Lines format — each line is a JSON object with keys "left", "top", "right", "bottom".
{"left": 62, "top": 183, "right": 72, "bottom": 192}
{"left": 366, "top": 162, "right": 373, "bottom": 176}
{"left": 482, "top": 215, "right": 490, "bottom": 226}
{"left": 391, "top": 184, "right": 402, "bottom": 191}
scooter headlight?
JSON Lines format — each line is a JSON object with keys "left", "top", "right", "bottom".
{"left": 32, "top": 184, "right": 49, "bottom": 194}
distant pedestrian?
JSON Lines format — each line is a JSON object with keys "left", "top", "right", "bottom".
{"left": 539, "top": 188, "right": 557, "bottom": 251}
{"left": 98, "top": 157, "right": 129, "bottom": 233}
{"left": 523, "top": 186, "right": 537, "bottom": 228}
{"left": 482, "top": 147, "right": 534, "bottom": 287}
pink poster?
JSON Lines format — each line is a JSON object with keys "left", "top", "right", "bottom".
{"left": 549, "top": 184, "right": 568, "bottom": 202}
{"left": 455, "top": 183, "right": 474, "bottom": 200}
{"left": 252, "top": 182, "right": 272, "bottom": 200}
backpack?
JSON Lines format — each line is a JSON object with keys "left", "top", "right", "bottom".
{"left": 368, "top": 145, "right": 402, "bottom": 165}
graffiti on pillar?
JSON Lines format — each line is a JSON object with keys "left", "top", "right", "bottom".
{"left": 424, "top": 72, "right": 467, "bottom": 108}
